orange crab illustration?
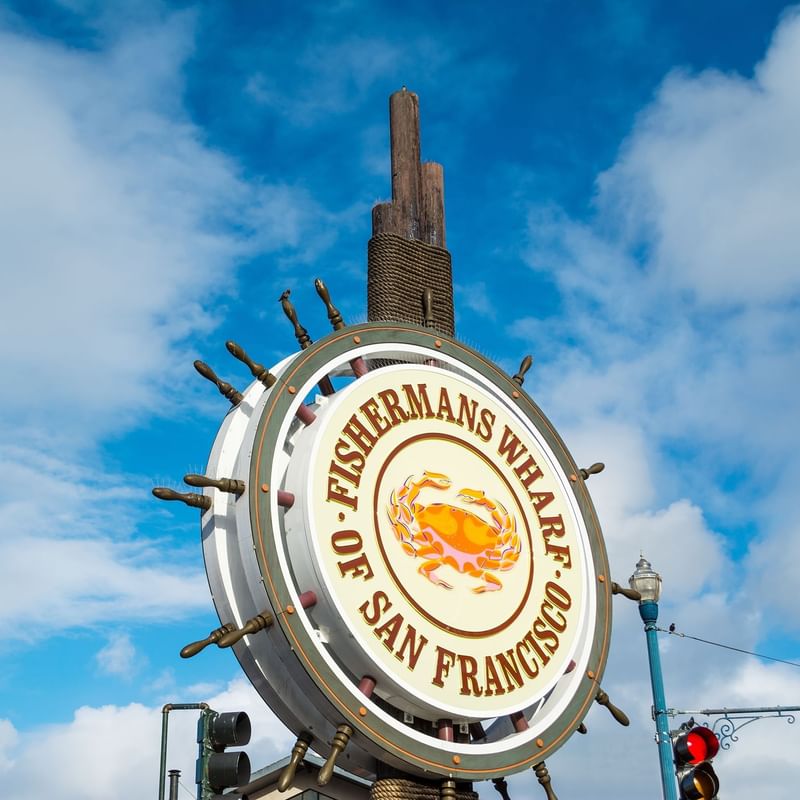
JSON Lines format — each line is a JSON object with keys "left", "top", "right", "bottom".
{"left": 387, "top": 471, "right": 521, "bottom": 593}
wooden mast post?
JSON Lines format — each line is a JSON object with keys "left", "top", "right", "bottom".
{"left": 367, "top": 88, "right": 454, "bottom": 338}
{"left": 367, "top": 88, "right": 472, "bottom": 800}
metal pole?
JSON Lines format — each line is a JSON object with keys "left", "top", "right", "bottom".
{"left": 639, "top": 601, "right": 678, "bottom": 800}
{"left": 673, "top": 705, "right": 800, "bottom": 716}
{"left": 168, "top": 769, "right": 181, "bottom": 800}
{"left": 158, "top": 703, "right": 208, "bottom": 800}
{"left": 159, "top": 706, "right": 170, "bottom": 800}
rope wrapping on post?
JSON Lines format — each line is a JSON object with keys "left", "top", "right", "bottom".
{"left": 367, "top": 233, "right": 454, "bottom": 337}
{"left": 369, "top": 777, "right": 478, "bottom": 800}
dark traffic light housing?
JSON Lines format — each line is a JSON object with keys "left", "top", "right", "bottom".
{"left": 196, "top": 708, "right": 251, "bottom": 800}
{"left": 672, "top": 723, "right": 720, "bottom": 799}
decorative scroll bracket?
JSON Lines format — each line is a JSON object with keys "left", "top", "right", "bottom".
{"left": 667, "top": 705, "right": 800, "bottom": 750}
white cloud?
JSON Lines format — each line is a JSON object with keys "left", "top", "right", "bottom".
{"left": 596, "top": 13, "right": 800, "bottom": 306}
{"left": 1, "top": 5, "right": 798, "bottom": 800}
{"left": 0, "top": 12, "right": 319, "bottom": 444}
{"left": 96, "top": 632, "right": 140, "bottom": 679}
{"left": 0, "top": 721, "right": 18, "bottom": 772}
{"left": 455, "top": 281, "right": 498, "bottom": 321}
{"left": 0, "top": 445, "right": 206, "bottom": 638}
{"left": 248, "top": 35, "right": 406, "bottom": 125}
{"left": 0, "top": 9, "right": 332, "bottom": 641}
{"left": 184, "top": 681, "right": 225, "bottom": 697}
{"left": 241, "top": 12, "right": 510, "bottom": 139}
{"left": 498, "top": 12, "right": 800, "bottom": 797}
{"left": 0, "top": 677, "right": 293, "bottom": 800}
{"left": 518, "top": 10, "right": 800, "bottom": 633}
{"left": 4, "top": 654, "right": 796, "bottom": 800}
{"left": 503, "top": 658, "right": 800, "bottom": 800}
{"left": 0, "top": 531, "right": 205, "bottom": 633}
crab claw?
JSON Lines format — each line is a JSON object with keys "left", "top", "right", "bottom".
{"left": 457, "top": 488, "right": 485, "bottom": 503}
{"left": 419, "top": 560, "right": 453, "bottom": 589}
{"left": 421, "top": 470, "right": 451, "bottom": 489}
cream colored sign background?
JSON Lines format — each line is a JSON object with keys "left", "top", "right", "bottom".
{"left": 377, "top": 434, "right": 530, "bottom": 634}
{"left": 308, "top": 366, "right": 589, "bottom": 717}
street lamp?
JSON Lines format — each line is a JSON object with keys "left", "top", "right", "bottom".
{"left": 630, "top": 556, "right": 677, "bottom": 800}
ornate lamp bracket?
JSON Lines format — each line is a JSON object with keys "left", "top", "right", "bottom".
{"left": 667, "top": 706, "right": 800, "bottom": 750}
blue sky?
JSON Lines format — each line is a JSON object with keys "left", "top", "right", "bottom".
{"left": 1, "top": 1, "right": 799, "bottom": 797}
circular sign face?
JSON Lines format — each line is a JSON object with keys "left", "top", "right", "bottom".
{"left": 286, "top": 364, "right": 591, "bottom": 720}
{"left": 201, "top": 322, "right": 611, "bottom": 781}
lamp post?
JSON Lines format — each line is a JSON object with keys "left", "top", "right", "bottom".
{"left": 630, "top": 556, "right": 678, "bottom": 800}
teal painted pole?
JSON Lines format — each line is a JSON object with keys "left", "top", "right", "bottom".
{"left": 639, "top": 601, "right": 678, "bottom": 800}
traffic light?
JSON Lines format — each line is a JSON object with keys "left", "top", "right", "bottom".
{"left": 672, "top": 723, "right": 720, "bottom": 799}
{"left": 196, "top": 708, "right": 252, "bottom": 800}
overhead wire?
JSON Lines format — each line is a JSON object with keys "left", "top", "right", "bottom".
{"left": 658, "top": 626, "right": 800, "bottom": 669}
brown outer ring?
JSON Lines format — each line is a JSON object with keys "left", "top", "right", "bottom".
{"left": 250, "top": 323, "right": 612, "bottom": 778}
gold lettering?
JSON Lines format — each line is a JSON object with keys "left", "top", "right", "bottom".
{"left": 457, "top": 654, "right": 483, "bottom": 697}
{"left": 330, "top": 529, "right": 362, "bottom": 554}
{"left": 515, "top": 640, "right": 539, "bottom": 679}
{"left": 358, "top": 591, "right": 391, "bottom": 625}
{"left": 497, "top": 425, "right": 527, "bottom": 465}
{"left": 545, "top": 581, "right": 572, "bottom": 610}
{"left": 432, "top": 646, "right": 456, "bottom": 687}
{"left": 540, "top": 599, "right": 568, "bottom": 633}
{"left": 326, "top": 475, "right": 358, "bottom": 510}
{"left": 395, "top": 625, "right": 429, "bottom": 671}
{"left": 334, "top": 438, "right": 366, "bottom": 473}
{"left": 539, "top": 514, "right": 565, "bottom": 539}
{"left": 378, "top": 389, "right": 409, "bottom": 426}
{"left": 374, "top": 612, "right": 404, "bottom": 652}
{"left": 337, "top": 552, "right": 374, "bottom": 581}
{"left": 402, "top": 384, "right": 435, "bottom": 420}
{"left": 523, "top": 630, "right": 550, "bottom": 667}
{"left": 457, "top": 393, "right": 478, "bottom": 430}
{"left": 532, "top": 618, "right": 559, "bottom": 655}
{"left": 496, "top": 649, "right": 524, "bottom": 691}
{"left": 540, "top": 516, "right": 571, "bottom": 567}
{"left": 359, "top": 397, "right": 392, "bottom": 436}
{"left": 436, "top": 387, "right": 456, "bottom": 422}
{"left": 483, "top": 655, "right": 505, "bottom": 697}
{"left": 529, "top": 491, "right": 554, "bottom": 513}
{"left": 328, "top": 459, "right": 360, "bottom": 487}
{"left": 514, "top": 455, "right": 544, "bottom": 489}
{"left": 341, "top": 413, "right": 378, "bottom": 455}
{"left": 545, "top": 541, "right": 572, "bottom": 568}
{"left": 476, "top": 408, "right": 496, "bottom": 442}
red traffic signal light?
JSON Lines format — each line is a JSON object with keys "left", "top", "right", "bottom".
{"left": 675, "top": 726, "right": 719, "bottom": 764}
{"left": 672, "top": 725, "right": 720, "bottom": 799}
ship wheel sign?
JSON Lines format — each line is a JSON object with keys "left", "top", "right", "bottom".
{"left": 155, "top": 283, "right": 626, "bottom": 789}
